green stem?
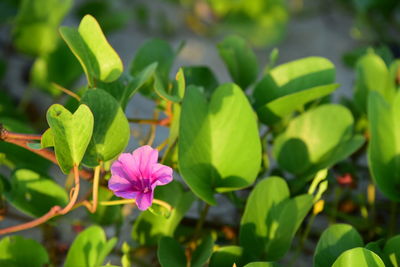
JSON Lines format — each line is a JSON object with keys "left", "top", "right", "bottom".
{"left": 99, "top": 198, "right": 173, "bottom": 212}
{"left": 289, "top": 213, "right": 316, "bottom": 267}
{"left": 89, "top": 165, "right": 101, "bottom": 213}
{"left": 193, "top": 203, "right": 210, "bottom": 241}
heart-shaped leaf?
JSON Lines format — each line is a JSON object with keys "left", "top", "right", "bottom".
{"left": 60, "top": 15, "right": 123, "bottom": 85}
{"left": 46, "top": 104, "right": 94, "bottom": 173}
{"left": 313, "top": 224, "right": 364, "bottom": 267}
{"left": 0, "top": 236, "right": 49, "bottom": 267}
{"left": 179, "top": 84, "right": 261, "bottom": 205}
{"left": 368, "top": 91, "right": 400, "bottom": 201}
{"left": 80, "top": 88, "right": 130, "bottom": 167}
{"left": 217, "top": 35, "right": 258, "bottom": 89}
{"left": 332, "top": 248, "right": 385, "bottom": 267}
{"left": 273, "top": 104, "right": 364, "bottom": 179}
{"left": 64, "top": 225, "right": 117, "bottom": 267}
{"left": 1, "top": 168, "right": 68, "bottom": 218}
{"left": 240, "top": 177, "right": 312, "bottom": 261}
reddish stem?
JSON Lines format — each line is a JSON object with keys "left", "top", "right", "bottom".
{"left": 0, "top": 166, "right": 81, "bottom": 235}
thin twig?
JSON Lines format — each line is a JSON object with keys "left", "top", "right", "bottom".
{"left": 52, "top": 83, "right": 81, "bottom": 101}
{"left": 99, "top": 198, "right": 173, "bottom": 212}
{"left": 0, "top": 166, "right": 81, "bottom": 235}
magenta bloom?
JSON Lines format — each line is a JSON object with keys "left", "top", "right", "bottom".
{"left": 108, "top": 145, "right": 173, "bottom": 210}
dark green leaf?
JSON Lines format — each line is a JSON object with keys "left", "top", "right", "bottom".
{"left": 158, "top": 237, "right": 186, "bottom": 267}
{"left": 217, "top": 35, "right": 258, "bottom": 89}
{"left": 80, "top": 88, "right": 130, "bottom": 167}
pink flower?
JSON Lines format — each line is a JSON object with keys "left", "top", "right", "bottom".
{"left": 108, "top": 145, "right": 173, "bottom": 210}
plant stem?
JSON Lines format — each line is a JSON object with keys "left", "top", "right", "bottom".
{"left": 52, "top": 83, "right": 81, "bottom": 101}
{"left": 0, "top": 126, "right": 93, "bottom": 179}
{"left": 128, "top": 118, "right": 169, "bottom": 126}
{"left": 0, "top": 166, "right": 81, "bottom": 235}
{"left": 192, "top": 203, "right": 210, "bottom": 241}
{"left": 81, "top": 165, "right": 101, "bottom": 213}
{"left": 99, "top": 198, "right": 173, "bottom": 212}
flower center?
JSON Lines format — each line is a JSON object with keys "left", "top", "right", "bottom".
{"left": 143, "top": 186, "right": 151, "bottom": 193}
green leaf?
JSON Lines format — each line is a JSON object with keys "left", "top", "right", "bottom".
{"left": 46, "top": 104, "right": 94, "bottom": 173}
{"left": 384, "top": 235, "right": 400, "bottom": 267}
{"left": 217, "top": 35, "right": 258, "bottom": 89}
{"left": 209, "top": 246, "right": 244, "bottom": 267}
{"left": 313, "top": 224, "right": 364, "bottom": 267}
{"left": 80, "top": 88, "right": 130, "bottom": 167}
{"left": 89, "top": 186, "right": 122, "bottom": 226}
{"left": 0, "top": 236, "right": 49, "bottom": 267}
{"left": 60, "top": 14, "right": 123, "bottom": 85}
{"left": 273, "top": 104, "right": 364, "bottom": 178}
{"left": 240, "top": 177, "right": 313, "bottom": 261}
{"left": 132, "top": 181, "right": 195, "bottom": 245}
{"left": 183, "top": 66, "right": 218, "bottom": 96}
{"left": 354, "top": 51, "right": 395, "bottom": 113}
{"left": 332, "top": 248, "right": 385, "bottom": 267}
{"left": 179, "top": 84, "right": 261, "bottom": 205}
{"left": 64, "top": 225, "right": 117, "bottom": 267}
{"left": 368, "top": 91, "right": 400, "bottom": 201}
{"left": 257, "top": 83, "right": 338, "bottom": 125}
{"left": 31, "top": 41, "right": 82, "bottom": 96}
{"left": 191, "top": 234, "right": 214, "bottom": 267}
{"left": 41, "top": 128, "right": 54, "bottom": 148}
{"left": 129, "top": 39, "right": 175, "bottom": 96}
{"left": 2, "top": 169, "right": 68, "bottom": 217}
{"left": 13, "top": 0, "right": 72, "bottom": 56}
{"left": 253, "top": 56, "right": 335, "bottom": 110}
{"left": 158, "top": 237, "right": 186, "bottom": 267}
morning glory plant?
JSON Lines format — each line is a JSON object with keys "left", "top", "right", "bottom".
{"left": 0, "top": 4, "right": 400, "bottom": 267}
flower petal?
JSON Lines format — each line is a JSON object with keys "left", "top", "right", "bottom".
{"left": 151, "top": 163, "right": 173, "bottom": 186}
{"left": 111, "top": 153, "right": 141, "bottom": 183}
{"left": 131, "top": 145, "right": 158, "bottom": 178}
{"left": 113, "top": 190, "right": 138, "bottom": 199}
{"left": 108, "top": 175, "right": 132, "bottom": 192}
{"left": 136, "top": 191, "right": 154, "bottom": 211}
